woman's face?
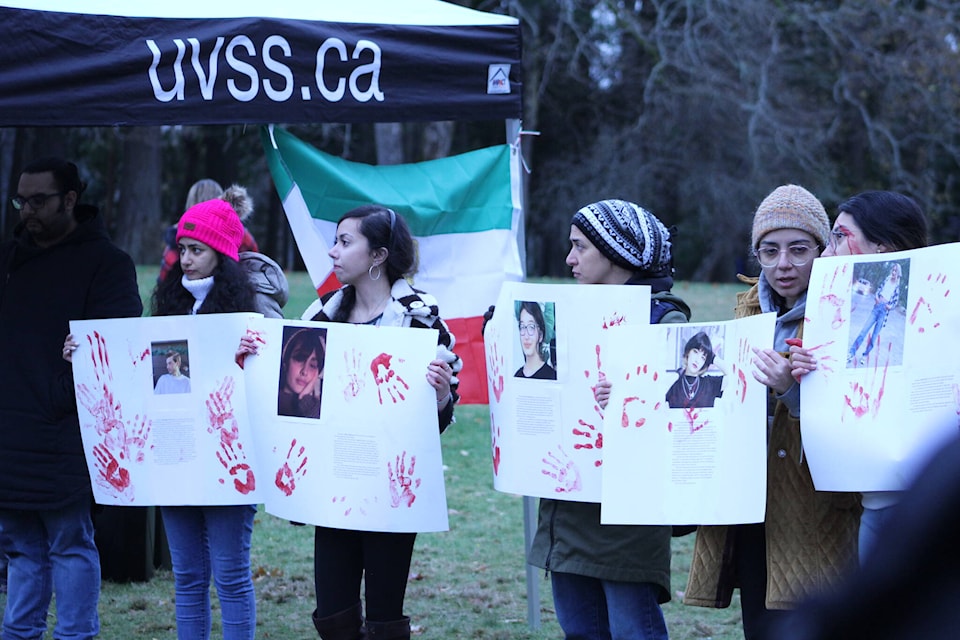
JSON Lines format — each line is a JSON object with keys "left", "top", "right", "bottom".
{"left": 684, "top": 348, "right": 707, "bottom": 376}
{"left": 179, "top": 237, "right": 220, "bottom": 280}
{"left": 757, "top": 229, "right": 819, "bottom": 309}
{"left": 518, "top": 308, "right": 542, "bottom": 360}
{"left": 823, "top": 212, "right": 882, "bottom": 257}
{"left": 328, "top": 217, "right": 378, "bottom": 286}
{"left": 566, "top": 225, "right": 623, "bottom": 285}
{"left": 285, "top": 349, "right": 320, "bottom": 395}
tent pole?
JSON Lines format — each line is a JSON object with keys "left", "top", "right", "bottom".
{"left": 507, "top": 117, "right": 540, "bottom": 630}
{"left": 522, "top": 495, "right": 541, "bottom": 629}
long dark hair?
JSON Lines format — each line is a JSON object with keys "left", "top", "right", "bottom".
{"left": 838, "top": 191, "right": 928, "bottom": 251}
{"left": 150, "top": 258, "right": 256, "bottom": 316}
{"left": 279, "top": 328, "right": 326, "bottom": 393}
{"left": 330, "top": 205, "right": 417, "bottom": 323}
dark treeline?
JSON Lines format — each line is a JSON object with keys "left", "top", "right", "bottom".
{"left": 2, "top": 0, "right": 958, "bottom": 282}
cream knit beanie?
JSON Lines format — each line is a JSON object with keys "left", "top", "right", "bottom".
{"left": 751, "top": 185, "right": 830, "bottom": 249}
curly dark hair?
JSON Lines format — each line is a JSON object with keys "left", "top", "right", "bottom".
{"left": 150, "top": 258, "right": 256, "bottom": 316}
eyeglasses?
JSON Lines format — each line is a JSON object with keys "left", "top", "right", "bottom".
{"left": 828, "top": 229, "right": 847, "bottom": 249}
{"left": 518, "top": 323, "right": 539, "bottom": 336}
{"left": 11, "top": 192, "right": 65, "bottom": 211}
{"left": 754, "top": 244, "right": 816, "bottom": 267}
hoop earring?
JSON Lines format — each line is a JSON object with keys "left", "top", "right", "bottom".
{"left": 368, "top": 264, "right": 382, "bottom": 281}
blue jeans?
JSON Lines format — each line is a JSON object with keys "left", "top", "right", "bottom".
{"left": 0, "top": 499, "right": 100, "bottom": 640}
{"left": 850, "top": 303, "right": 890, "bottom": 358}
{"left": 161, "top": 505, "right": 256, "bottom": 640}
{"left": 859, "top": 504, "right": 897, "bottom": 565}
{"left": 550, "top": 571, "right": 668, "bottom": 640}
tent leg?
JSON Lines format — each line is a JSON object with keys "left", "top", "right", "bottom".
{"left": 522, "top": 495, "right": 541, "bottom": 629}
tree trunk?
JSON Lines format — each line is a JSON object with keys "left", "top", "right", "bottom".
{"left": 375, "top": 122, "right": 404, "bottom": 165}
{"left": 115, "top": 127, "right": 163, "bottom": 263}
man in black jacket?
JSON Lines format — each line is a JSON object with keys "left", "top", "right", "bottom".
{"left": 0, "top": 157, "right": 142, "bottom": 639}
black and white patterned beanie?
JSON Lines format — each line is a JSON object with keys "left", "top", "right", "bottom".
{"left": 572, "top": 199, "right": 673, "bottom": 274}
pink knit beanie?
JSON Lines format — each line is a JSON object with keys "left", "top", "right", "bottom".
{"left": 176, "top": 198, "right": 244, "bottom": 261}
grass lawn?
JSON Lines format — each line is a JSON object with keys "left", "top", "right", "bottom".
{"left": 5, "top": 269, "right": 751, "bottom": 638}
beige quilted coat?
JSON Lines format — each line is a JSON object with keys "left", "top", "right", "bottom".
{"left": 684, "top": 281, "right": 861, "bottom": 610}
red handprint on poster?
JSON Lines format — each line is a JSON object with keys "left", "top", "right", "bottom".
{"left": 371, "top": 353, "right": 409, "bottom": 404}
{"left": 275, "top": 438, "right": 308, "bottom": 496}
{"left": 388, "top": 451, "right": 420, "bottom": 507}
{"left": 490, "top": 414, "right": 501, "bottom": 476}
{"left": 620, "top": 364, "right": 672, "bottom": 432}
{"left": 331, "top": 495, "right": 375, "bottom": 517}
{"left": 818, "top": 263, "right": 851, "bottom": 330}
{"left": 602, "top": 312, "right": 626, "bottom": 328}
{"left": 216, "top": 438, "right": 256, "bottom": 494}
{"left": 341, "top": 348, "right": 366, "bottom": 401}
{"left": 76, "top": 332, "right": 151, "bottom": 502}
{"left": 541, "top": 446, "right": 582, "bottom": 493}
{"left": 842, "top": 343, "right": 891, "bottom": 422}
{"left": 92, "top": 444, "right": 132, "bottom": 500}
{"left": 910, "top": 272, "right": 950, "bottom": 334}
{"left": 207, "top": 377, "right": 255, "bottom": 494}
{"left": 572, "top": 418, "right": 603, "bottom": 466}
{"left": 485, "top": 335, "right": 505, "bottom": 404}
{"left": 682, "top": 406, "right": 710, "bottom": 434}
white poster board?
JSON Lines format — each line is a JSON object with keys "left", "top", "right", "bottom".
{"left": 801, "top": 244, "right": 960, "bottom": 491}
{"left": 600, "top": 316, "right": 772, "bottom": 525}
{"left": 244, "top": 320, "right": 449, "bottom": 533}
{"left": 484, "top": 282, "right": 649, "bottom": 502}
{"left": 70, "top": 314, "right": 263, "bottom": 506}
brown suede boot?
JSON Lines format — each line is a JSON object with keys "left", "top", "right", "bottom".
{"left": 312, "top": 602, "right": 366, "bottom": 640}
{"left": 365, "top": 616, "right": 411, "bottom": 640}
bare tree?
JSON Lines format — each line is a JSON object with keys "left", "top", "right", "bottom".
{"left": 114, "top": 127, "right": 163, "bottom": 263}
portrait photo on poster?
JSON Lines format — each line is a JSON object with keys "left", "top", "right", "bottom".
{"left": 152, "top": 340, "right": 191, "bottom": 395}
{"left": 664, "top": 326, "right": 729, "bottom": 409}
{"left": 278, "top": 325, "right": 327, "bottom": 419}
{"left": 514, "top": 300, "right": 558, "bottom": 380}
{"left": 847, "top": 258, "right": 910, "bottom": 369}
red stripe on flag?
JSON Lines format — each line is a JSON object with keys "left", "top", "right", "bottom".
{"left": 316, "top": 272, "right": 342, "bottom": 297}
{"left": 446, "top": 316, "right": 489, "bottom": 405}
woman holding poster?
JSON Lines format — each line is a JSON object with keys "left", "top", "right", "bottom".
{"left": 528, "top": 199, "right": 691, "bottom": 640}
{"left": 303, "top": 205, "right": 460, "bottom": 640}
{"left": 150, "top": 186, "right": 263, "bottom": 640}
{"left": 684, "top": 185, "right": 861, "bottom": 640}
{"left": 790, "top": 190, "right": 927, "bottom": 564}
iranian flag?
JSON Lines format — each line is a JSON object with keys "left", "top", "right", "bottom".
{"left": 261, "top": 125, "right": 524, "bottom": 404}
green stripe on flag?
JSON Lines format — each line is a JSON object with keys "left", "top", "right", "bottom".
{"left": 261, "top": 126, "right": 513, "bottom": 236}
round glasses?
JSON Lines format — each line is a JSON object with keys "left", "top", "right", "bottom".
{"left": 518, "top": 323, "right": 539, "bottom": 336}
{"left": 754, "top": 244, "right": 816, "bottom": 267}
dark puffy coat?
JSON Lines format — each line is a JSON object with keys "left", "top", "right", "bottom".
{"left": 0, "top": 205, "right": 142, "bottom": 509}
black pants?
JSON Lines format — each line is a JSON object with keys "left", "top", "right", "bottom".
{"left": 735, "top": 523, "right": 789, "bottom": 640}
{"left": 314, "top": 526, "right": 417, "bottom": 622}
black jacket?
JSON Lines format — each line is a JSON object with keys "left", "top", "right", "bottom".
{"left": 0, "top": 205, "right": 142, "bottom": 509}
